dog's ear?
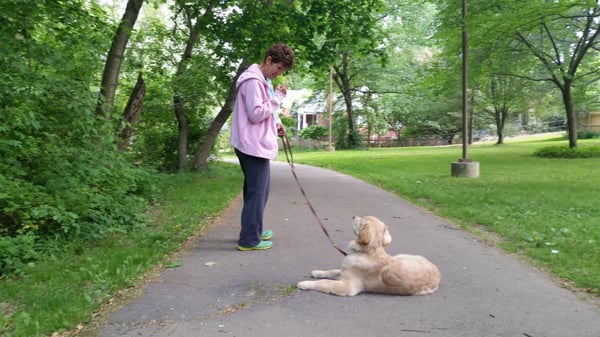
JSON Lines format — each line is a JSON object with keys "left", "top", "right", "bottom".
{"left": 356, "top": 220, "right": 373, "bottom": 246}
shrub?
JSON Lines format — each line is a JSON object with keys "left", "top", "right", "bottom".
{"left": 533, "top": 145, "right": 600, "bottom": 158}
{"left": 0, "top": 147, "right": 156, "bottom": 276}
{"left": 299, "top": 125, "right": 328, "bottom": 140}
{"left": 578, "top": 130, "right": 600, "bottom": 139}
{"left": 0, "top": 230, "right": 39, "bottom": 275}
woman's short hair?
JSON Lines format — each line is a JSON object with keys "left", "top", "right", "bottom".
{"left": 264, "top": 43, "right": 295, "bottom": 70}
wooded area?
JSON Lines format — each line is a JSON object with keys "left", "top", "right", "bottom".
{"left": 2, "top": 0, "right": 600, "bottom": 276}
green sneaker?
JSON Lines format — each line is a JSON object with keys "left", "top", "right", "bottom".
{"left": 237, "top": 240, "right": 273, "bottom": 251}
{"left": 261, "top": 230, "right": 273, "bottom": 240}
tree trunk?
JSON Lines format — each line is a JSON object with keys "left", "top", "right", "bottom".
{"left": 174, "top": 95, "right": 189, "bottom": 170}
{"left": 562, "top": 82, "right": 578, "bottom": 148}
{"left": 495, "top": 106, "right": 506, "bottom": 145}
{"left": 496, "top": 120, "right": 504, "bottom": 144}
{"left": 96, "top": 0, "right": 143, "bottom": 120}
{"left": 192, "top": 60, "right": 250, "bottom": 170}
{"left": 117, "top": 73, "right": 146, "bottom": 153}
{"left": 496, "top": 122, "right": 504, "bottom": 144}
{"left": 173, "top": 4, "right": 213, "bottom": 171}
{"left": 499, "top": 106, "right": 508, "bottom": 145}
{"left": 343, "top": 89, "right": 355, "bottom": 138}
{"left": 333, "top": 53, "right": 358, "bottom": 148}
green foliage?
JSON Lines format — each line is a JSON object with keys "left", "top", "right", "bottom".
{"left": 0, "top": 0, "right": 157, "bottom": 276}
{"left": 533, "top": 145, "right": 600, "bottom": 159}
{"left": 0, "top": 147, "right": 156, "bottom": 274}
{"left": 0, "top": 230, "right": 39, "bottom": 276}
{"left": 131, "top": 116, "right": 214, "bottom": 172}
{"left": 328, "top": 114, "right": 363, "bottom": 149}
{"left": 295, "top": 0, "right": 386, "bottom": 71}
{"left": 0, "top": 162, "right": 243, "bottom": 337}
{"left": 436, "top": 0, "right": 600, "bottom": 148}
{"left": 280, "top": 115, "right": 295, "bottom": 128}
{"left": 299, "top": 125, "right": 328, "bottom": 140}
{"left": 332, "top": 115, "right": 349, "bottom": 149}
{"left": 578, "top": 130, "right": 600, "bottom": 139}
{"left": 290, "top": 0, "right": 387, "bottom": 150}
{"left": 279, "top": 115, "right": 296, "bottom": 136}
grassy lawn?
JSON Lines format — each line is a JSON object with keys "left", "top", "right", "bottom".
{"left": 290, "top": 134, "right": 600, "bottom": 296}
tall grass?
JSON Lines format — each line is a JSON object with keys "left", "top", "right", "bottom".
{"left": 291, "top": 135, "right": 600, "bottom": 295}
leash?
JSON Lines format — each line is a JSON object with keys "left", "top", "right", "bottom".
{"left": 280, "top": 133, "right": 347, "bottom": 256}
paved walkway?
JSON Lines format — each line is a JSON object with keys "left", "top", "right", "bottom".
{"left": 96, "top": 161, "right": 600, "bottom": 337}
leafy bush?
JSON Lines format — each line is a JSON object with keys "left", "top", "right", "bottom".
{"left": 0, "top": 0, "right": 166, "bottom": 277}
{"left": 299, "top": 125, "right": 328, "bottom": 140}
{"left": 0, "top": 230, "right": 39, "bottom": 275}
{"left": 533, "top": 145, "right": 600, "bottom": 158}
{"left": 280, "top": 115, "right": 296, "bottom": 129}
{"left": 578, "top": 130, "right": 600, "bottom": 139}
{"left": 0, "top": 149, "right": 156, "bottom": 275}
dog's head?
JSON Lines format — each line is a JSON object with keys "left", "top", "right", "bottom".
{"left": 349, "top": 216, "right": 392, "bottom": 252}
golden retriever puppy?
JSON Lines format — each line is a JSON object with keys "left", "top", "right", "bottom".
{"left": 297, "top": 215, "right": 441, "bottom": 296}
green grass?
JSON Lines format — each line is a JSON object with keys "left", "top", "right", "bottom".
{"left": 0, "top": 161, "right": 243, "bottom": 337}
{"left": 290, "top": 135, "right": 600, "bottom": 295}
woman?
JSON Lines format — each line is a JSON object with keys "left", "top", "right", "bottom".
{"left": 230, "top": 43, "right": 295, "bottom": 250}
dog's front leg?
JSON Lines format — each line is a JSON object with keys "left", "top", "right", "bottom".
{"left": 311, "top": 269, "right": 341, "bottom": 279}
{"left": 297, "top": 278, "right": 361, "bottom": 296}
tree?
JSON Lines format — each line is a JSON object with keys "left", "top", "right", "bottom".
{"left": 475, "top": 76, "right": 528, "bottom": 144}
{"left": 192, "top": 60, "right": 249, "bottom": 170}
{"left": 1, "top": 0, "right": 150, "bottom": 251}
{"left": 360, "top": 91, "right": 390, "bottom": 147}
{"left": 117, "top": 73, "right": 146, "bottom": 152}
{"left": 438, "top": 0, "right": 600, "bottom": 148}
{"left": 96, "top": 0, "right": 144, "bottom": 120}
{"left": 297, "top": 0, "right": 387, "bottom": 149}
{"left": 171, "top": 1, "right": 218, "bottom": 171}
{"left": 191, "top": 0, "right": 301, "bottom": 170}
{"left": 509, "top": 2, "right": 600, "bottom": 148}
{"left": 189, "top": 0, "right": 387, "bottom": 167}
{"left": 359, "top": 0, "right": 439, "bottom": 146}
{"left": 408, "top": 72, "right": 464, "bottom": 145}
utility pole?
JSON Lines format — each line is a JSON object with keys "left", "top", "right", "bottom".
{"left": 327, "top": 66, "right": 335, "bottom": 152}
{"left": 451, "top": 0, "right": 479, "bottom": 177}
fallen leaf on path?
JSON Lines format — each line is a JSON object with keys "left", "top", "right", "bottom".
{"left": 164, "top": 260, "right": 183, "bottom": 268}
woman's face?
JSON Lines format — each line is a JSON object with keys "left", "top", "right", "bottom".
{"left": 261, "top": 56, "right": 286, "bottom": 79}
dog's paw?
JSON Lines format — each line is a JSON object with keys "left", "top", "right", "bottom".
{"left": 297, "top": 281, "right": 313, "bottom": 290}
{"left": 311, "top": 269, "right": 341, "bottom": 279}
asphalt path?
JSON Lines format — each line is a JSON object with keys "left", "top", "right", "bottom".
{"left": 96, "top": 160, "right": 600, "bottom": 337}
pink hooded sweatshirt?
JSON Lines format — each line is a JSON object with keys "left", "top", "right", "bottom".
{"left": 230, "top": 64, "right": 285, "bottom": 160}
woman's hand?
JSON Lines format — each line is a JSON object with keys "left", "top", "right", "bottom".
{"left": 277, "top": 123, "right": 286, "bottom": 137}
{"left": 276, "top": 79, "right": 288, "bottom": 95}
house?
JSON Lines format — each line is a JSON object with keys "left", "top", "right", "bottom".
{"left": 281, "top": 89, "right": 338, "bottom": 134}
{"left": 580, "top": 111, "right": 600, "bottom": 131}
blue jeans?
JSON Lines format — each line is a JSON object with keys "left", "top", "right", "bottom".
{"left": 235, "top": 149, "right": 270, "bottom": 247}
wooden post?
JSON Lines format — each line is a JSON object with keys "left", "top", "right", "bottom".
{"left": 327, "top": 66, "right": 335, "bottom": 152}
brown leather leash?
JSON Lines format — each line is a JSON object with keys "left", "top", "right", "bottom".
{"left": 280, "top": 133, "right": 347, "bottom": 256}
